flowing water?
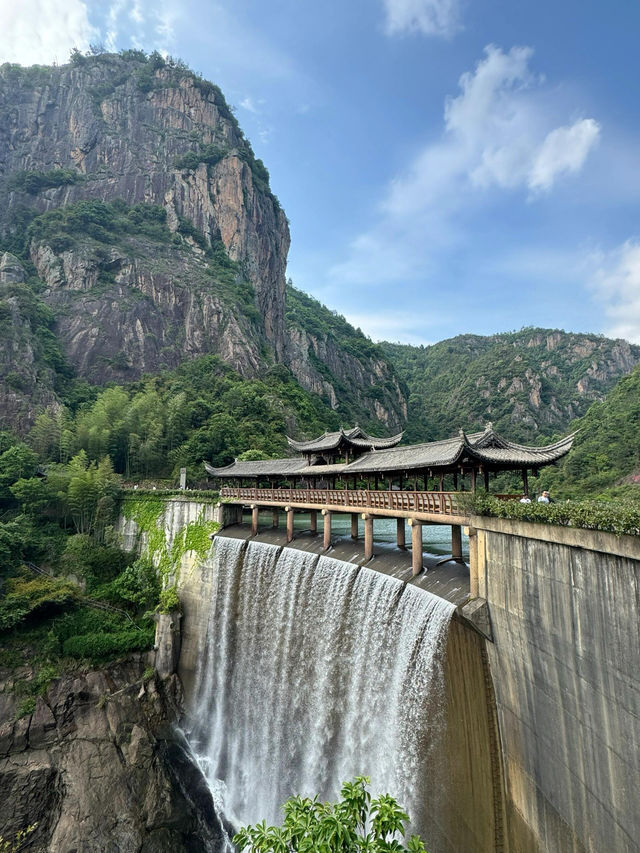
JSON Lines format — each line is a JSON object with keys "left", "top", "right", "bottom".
{"left": 188, "top": 536, "right": 456, "bottom": 848}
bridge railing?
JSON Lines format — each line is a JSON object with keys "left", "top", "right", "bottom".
{"left": 219, "top": 487, "right": 464, "bottom": 516}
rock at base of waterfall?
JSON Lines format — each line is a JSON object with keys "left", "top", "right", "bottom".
{"left": 0, "top": 655, "right": 229, "bottom": 853}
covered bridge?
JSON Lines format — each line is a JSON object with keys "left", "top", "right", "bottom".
{"left": 205, "top": 424, "right": 574, "bottom": 496}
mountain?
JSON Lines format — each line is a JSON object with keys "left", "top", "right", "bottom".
{"left": 382, "top": 329, "right": 640, "bottom": 444}
{"left": 0, "top": 52, "right": 406, "bottom": 433}
{"left": 543, "top": 361, "right": 640, "bottom": 496}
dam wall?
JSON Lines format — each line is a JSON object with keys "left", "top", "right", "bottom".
{"left": 471, "top": 517, "right": 640, "bottom": 853}
{"left": 117, "top": 496, "right": 640, "bottom": 852}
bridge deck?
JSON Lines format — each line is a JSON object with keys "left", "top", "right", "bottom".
{"left": 220, "top": 487, "right": 472, "bottom": 525}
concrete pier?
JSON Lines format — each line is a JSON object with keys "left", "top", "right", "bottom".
{"left": 285, "top": 506, "right": 294, "bottom": 543}
{"left": 310, "top": 509, "right": 317, "bottom": 534}
{"left": 396, "top": 517, "right": 406, "bottom": 549}
{"left": 251, "top": 505, "right": 259, "bottom": 536}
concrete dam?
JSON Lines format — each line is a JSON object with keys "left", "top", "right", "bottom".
{"left": 119, "top": 497, "right": 640, "bottom": 853}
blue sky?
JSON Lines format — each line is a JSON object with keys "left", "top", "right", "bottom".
{"left": 4, "top": 0, "right": 640, "bottom": 345}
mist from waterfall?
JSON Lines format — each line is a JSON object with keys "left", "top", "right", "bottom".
{"left": 188, "top": 536, "right": 456, "bottom": 849}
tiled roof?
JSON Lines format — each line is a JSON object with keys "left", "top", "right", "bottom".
{"left": 286, "top": 426, "right": 403, "bottom": 453}
{"left": 346, "top": 427, "right": 575, "bottom": 473}
{"left": 205, "top": 426, "right": 575, "bottom": 478}
{"left": 295, "top": 463, "right": 351, "bottom": 476}
{"left": 204, "top": 459, "right": 305, "bottom": 477}
{"left": 345, "top": 436, "right": 465, "bottom": 473}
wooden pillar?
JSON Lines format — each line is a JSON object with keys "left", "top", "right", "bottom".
{"left": 451, "top": 524, "right": 462, "bottom": 561}
{"left": 471, "top": 468, "right": 477, "bottom": 492}
{"left": 322, "top": 509, "right": 332, "bottom": 550}
{"left": 396, "top": 517, "right": 406, "bottom": 549}
{"left": 439, "top": 474, "right": 444, "bottom": 492}
{"left": 362, "top": 513, "right": 374, "bottom": 561}
{"left": 374, "top": 472, "right": 379, "bottom": 490}
{"left": 309, "top": 509, "right": 317, "bottom": 534}
{"left": 399, "top": 473, "right": 404, "bottom": 490}
{"left": 285, "top": 506, "right": 294, "bottom": 543}
{"left": 350, "top": 513, "right": 359, "bottom": 540}
{"left": 484, "top": 468, "right": 490, "bottom": 492}
{"left": 453, "top": 472, "right": 458, "bottom": 490}
{"left": 409, "top": 518, "right": 423, "bottom": 576}
{"left": 522, "top": 468, "right": 529, "bottom": 496}
{"left": 272, "top": 509, "right": 279, "bottom": 528}
{"left": 251, "top": 505, "right": 259, "bottom": 536}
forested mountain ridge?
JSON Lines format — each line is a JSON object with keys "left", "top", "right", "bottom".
{"left": 0, "top": 51, "right": 406, "bottom": 432}
{"left": 382, "top": 329, "right": 640, "bottom": 444}
{"left": 544, "top": 360, "right": 640, "bottom": 496}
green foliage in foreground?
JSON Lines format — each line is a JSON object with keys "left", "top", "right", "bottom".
{"left": 464, "top": 493, "right": 640, "bottom": 536}
{"left": 234, "top": 777, "right": 427, "bottom": 853}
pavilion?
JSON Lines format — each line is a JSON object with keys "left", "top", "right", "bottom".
{"left": 205, "top": 423, "right": 574, "bottom": 495}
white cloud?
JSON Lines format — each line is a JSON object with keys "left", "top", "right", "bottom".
{"left": 103, "top": 0, "right": 178, "bottom": 55}
{"left": 0, "top": 0, "right": 96, "bottom": 65}
{"left": 382, "top": 0, "right": 460, "bottom": 38}
{"left": 240, "top": 97, "right": 259, "bottom": 114}
{"left": 529, "top": 119, "right": 601, "bottom": 192}
{"left": 342, "top": 310, "right": 438, "bottom": 345}
{"left": 591, "top": 241, "right": 640, "bottom": 342}
{"left": 331, "top": 45, "right": 600, "bottom": 287}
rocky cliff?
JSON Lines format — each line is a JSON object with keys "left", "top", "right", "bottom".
{"left": 0, "top": 54, "right": 288, "bottom": 356}
{"left": 383, "top": 329, "right": 640, "bottom": 443}
{"left": 0, "top": 53, "right": 407, "bottom": 431}
{"left": 0, "top": 656, "right": 229, "bottom": 852}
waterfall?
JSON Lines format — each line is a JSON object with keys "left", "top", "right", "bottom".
{"left": 188, "top": 536, "right": 456, "bottom": 848}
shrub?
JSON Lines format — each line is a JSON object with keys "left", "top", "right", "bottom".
{"left": 464, "top": 493, "right": 640, "bottom": 536}
{"left": 234, "top": 776, "right": 428, "bottom": 852}
{"left": 0, "top": 574, "right": 79, "bottom": 632}
{"left": 7, "top": 169, "right": 83, "bottom": 195}
{"left": 62, "top": 626, "right": 154, "bottom": 663}
{"left": 157, "top": 585, "right": 181, "bottom": 614}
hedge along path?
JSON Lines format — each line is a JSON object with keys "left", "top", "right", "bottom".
{"left": 464, "top": 494, "right": 640, "bottom": 536}
{"left": 120, "top": 496, "right": 220, "bottom": 594}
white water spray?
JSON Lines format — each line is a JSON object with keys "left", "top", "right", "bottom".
{"left": 189, "top": 536, "right": 455, "bottom": 846}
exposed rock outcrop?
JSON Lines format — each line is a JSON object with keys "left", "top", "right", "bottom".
{"left": 0, "top": 56, "right": 408, "bottom": 430}
{"left": 286, "top": 324, "right": 407, "bottom": 428}
{"left": 30, "top": 236, "right": 263, "bottom": 383}
{"left": 0, "top": 57, "right": 288, "bottom": 358}
{"left": 0, "top": 657, "right": 229, "bottom": 852}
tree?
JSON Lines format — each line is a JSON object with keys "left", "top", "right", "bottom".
{"left": 233, "top": 777, "right": 428, "bottom": 853}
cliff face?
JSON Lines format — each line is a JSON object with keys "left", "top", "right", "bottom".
{"left": 0, "top": 252, "right": 60, "bottom": 431}
{"left": 0, "top": 55, "right": 289, "bottom": 357}
{"left": 286, "top": 324, "right": 407, "bottom": 427}
{"left": 0, "top": 55, "right": 408, "bottom": 431}
{"left": 0, "top": 657, "right": 228, "bottom": 852}
{"left": 284, "top": 285, "right": 407, "bottom": 429}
